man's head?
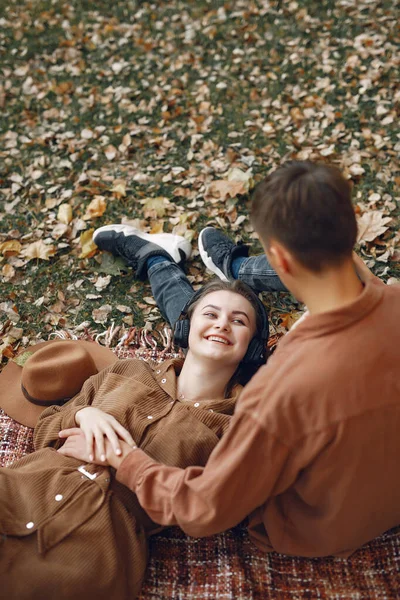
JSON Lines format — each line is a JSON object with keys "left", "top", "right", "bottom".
{"left": 251, "top": 161, "right": 357, "bottom": 275}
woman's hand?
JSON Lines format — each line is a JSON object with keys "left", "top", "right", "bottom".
{"left": 68, "top": 407, "right": 136, "bottom": 462}
{"left": 58, "top": 428, "right": 135, "bottom": 469}
{"left": 58, "top": 428, "right": 104, "bottom": 464}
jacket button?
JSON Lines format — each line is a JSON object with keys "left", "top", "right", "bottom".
{"left": 55, "top": 494, "right": 63, "bottom": 501}
{"left": 156, "top": 369, "right": 161, "bottom": 374}
{"left": 26, "top": 521, "right": 34, "bottom": 529}
{"left": 194, "top": 402, "right": 200, "bottom": 407}
{"left": 147, "top": 415, "right": 153, "bottom": 419}
{"left": 161, "top": 378, "right": 167, "bottom": 384}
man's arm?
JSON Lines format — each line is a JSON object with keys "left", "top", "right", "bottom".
{"left": 115, "top": 409, "right": 290, "bottom": 537}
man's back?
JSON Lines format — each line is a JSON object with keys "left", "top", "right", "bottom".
{"left": 246, "top": 277, "right": 400, "bottom": 556}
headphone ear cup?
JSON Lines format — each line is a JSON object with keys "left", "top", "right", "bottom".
{"left": 242, "top": 338, "right": 266, "bottom": 366}
{"left": 173, "top": 318, "right": 191, "bottom": 349}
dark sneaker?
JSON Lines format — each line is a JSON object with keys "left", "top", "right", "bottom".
{"left": 93, "top": 224, "right": 192, "bottom": 279}
{"left": 198, "top": 227, "right": 249, "bottom": 281}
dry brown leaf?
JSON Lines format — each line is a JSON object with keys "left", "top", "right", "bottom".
{"left": 205, "top": 180, "right": 246, "bottom": 203}
{"left": 0, "top": 240, "right": 22, "bottom": 256}
{"left": 110, "top": 179, "right": 127, "bottom": 199}
{"left": 21, "top": 240, "right": 55, "bottom": 261}
{"left": 94, "top": 275, "right": 111, "bottom": 291}
{"left": 79, "top": 229, "right": 97, "bottom": 258}
{"left": 57, "top": 203, "right": 73, "bottom": 224}
{"left": 104, "top": 145, "right": 118, "bottom": 160}
{"left": 2, "top": 264, "right": 15, "bottom": 281}
{"left": 143, "top": 297, "right": 157, "bottom": 305}
{"left": 226, "top": 168, "right": 254, "bottom": 192}
{"left": 357, "top": 211, "right": 392, "bottom": 243}
{"left": 92, "top": 304, "right": 112, "bottom": 323}
{"left": 83, "top": 196, "right": 107, "bottom": 220}
{"left": 141, "top": 197, "right": 170, "bottom": 218}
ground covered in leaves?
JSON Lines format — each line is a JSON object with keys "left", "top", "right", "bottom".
{"left": 0, "top": 0, "right": 399, "bottom": 360}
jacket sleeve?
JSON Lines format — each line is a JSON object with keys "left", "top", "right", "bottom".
{"left": 116, "top": 409, "right": 290, "bottom": 537}
{"left": 33, "top": 364, "right": 114, "bottom": 450}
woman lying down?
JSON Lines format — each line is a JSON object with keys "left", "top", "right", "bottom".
{"left": 0, "top": 231, "right": 269, "bottom": 600}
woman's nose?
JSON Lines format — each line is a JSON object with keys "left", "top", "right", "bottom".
{"left": 216, "top": 318, "right": 230, "bottom": 331}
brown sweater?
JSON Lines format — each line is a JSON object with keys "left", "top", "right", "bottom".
{"left": 117, "top": 276, "right": 400, "bottom": 557}
{"left": 0, "top": 358, "right": 241, "bottom": 599}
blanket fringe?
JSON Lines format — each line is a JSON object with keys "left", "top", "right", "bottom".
{"left": 49, "top": 323, "right": 182, "bottom": 362}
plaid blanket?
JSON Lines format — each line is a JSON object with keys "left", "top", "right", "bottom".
{"left": 1, "top": 342, "right": 399, "bottom": 599}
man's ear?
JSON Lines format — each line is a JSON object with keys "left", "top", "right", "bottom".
{"left": 266, "top": 240, "right": 296, "bottom": 276}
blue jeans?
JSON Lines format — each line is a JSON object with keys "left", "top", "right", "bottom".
{"left": 148, "top": 255, "right": 287, "bottom": 328}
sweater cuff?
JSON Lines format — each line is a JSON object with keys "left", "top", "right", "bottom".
{"left": 116, "top": 447, "right": 158, "bottom": 490}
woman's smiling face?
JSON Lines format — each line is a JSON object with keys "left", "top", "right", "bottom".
{"left": 187, "top": 290, "right": 257, "bottom": 368}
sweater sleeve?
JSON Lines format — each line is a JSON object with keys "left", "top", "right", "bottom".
{"left": 116, "top": 410, "right": 290, "bottom": 537}
{"left": 33, "top": 364, "right": 114, "bottom": 450}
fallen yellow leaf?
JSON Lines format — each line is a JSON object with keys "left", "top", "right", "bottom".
{"left": 150, "top": 221, "right": 164, "bottom": 234}
{"left": 83, "top": 196, "right": 107, "bottom": 220}
{"left": 80, "top": 229, "right": 97, "bottom": 258}
{"left": 0, "top": 240, "right": 22, "bottom": 256}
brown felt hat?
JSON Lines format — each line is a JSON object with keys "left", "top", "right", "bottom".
{"left": 0, "top": 339, "right": 117, "bottom": 428}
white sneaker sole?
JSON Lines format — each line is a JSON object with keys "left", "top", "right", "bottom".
{"left": 198, "top": 228, "right": 229, "bottom": 282}
{"left": 93, "top": 225, "right": 192, "bottom": 263}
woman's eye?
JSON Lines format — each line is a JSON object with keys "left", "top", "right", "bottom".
{"left": 204, "top": 312, "right": 217, "bottom": 318}
{"left": 233, "top": 319, "right": 246, "bottom": 326}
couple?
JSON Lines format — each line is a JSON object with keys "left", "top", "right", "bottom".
{"left": 1, "top": 161, "right": 399, "bottom": 598}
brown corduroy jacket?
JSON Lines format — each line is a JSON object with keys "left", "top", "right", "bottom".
{"left": 0, "top": 358, "right": 241, "bottom": 600}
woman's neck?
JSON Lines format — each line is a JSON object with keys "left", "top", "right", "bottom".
{"left": 177, "top": 352, "right": 236, "bottom": 402}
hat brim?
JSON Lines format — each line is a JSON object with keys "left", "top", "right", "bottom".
{"left": 0, "top": 340, "right": 117, "bottom": 428}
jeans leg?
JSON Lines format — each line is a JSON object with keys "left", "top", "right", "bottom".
{"left": 147, "top": 261, "right": 195, "bottom": 327}
{"left": 237, "top": 255, "right": 288, "bottom": 293}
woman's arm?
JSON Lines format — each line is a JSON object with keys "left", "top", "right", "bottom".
{"left": 33, "top": 365, "right": 113, "bottom": 450}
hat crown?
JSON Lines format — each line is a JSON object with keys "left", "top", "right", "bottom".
{"left": 21, "top": 343, "right": 97, "bottom": 404}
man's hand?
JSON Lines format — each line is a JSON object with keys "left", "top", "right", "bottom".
{"left": 105, "top": 439, "right": 136, "bottom": 469}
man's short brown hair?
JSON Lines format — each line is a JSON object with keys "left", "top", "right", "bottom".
{"left": 251, "top": 161, "right": 357, "bottom": 272}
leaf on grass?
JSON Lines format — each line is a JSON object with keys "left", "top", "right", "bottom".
{"left": 79, "top": 229, "right": 97, "bottom": 258}
{"left": 141, "top": 197, "right": 170, "bottom": 218}
{"left": 205, "top": 180, "right": 247, "bottom": 203}
{"left": 94, "top": 275, "right": 111, "bottom": 291}
{"left": 83, "top": 196, "right": 107, "bottom": 220}
{"left": 21, "top": 241, "right": 55, "bottom": 261}
{"left": 357, "top": 211, "right": 392, "bottom": 243}
{"left": 95, "top": 252, "right": 129, "bottom": 275}
{"left": 92, "top": 304, "right": 112, "bottom": 323}
{"left": 2, "top": 264, "right": 16, "bottom": 281}
{"left": 149, "top": 221, "right": 164, "bottom": 234}
{"left": 104, "top": 145, "right": 118, "bottom": 160}
{"left": 0, "top": 240, "right": 22, "bottom": 256}
{"left": 226, "top": 167, "right": 254, "bottom": 192}
{"left": 57, "top": 203, "right": 73, "bottom": 224}
{"left": 110, "top": 179, "right": 127, "bottom": 199}
{"left": 116, "top": 304, "right": 132, "bottom": 313}
{"left": 205, "top": 168, "right": 253, "bottom": 203}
